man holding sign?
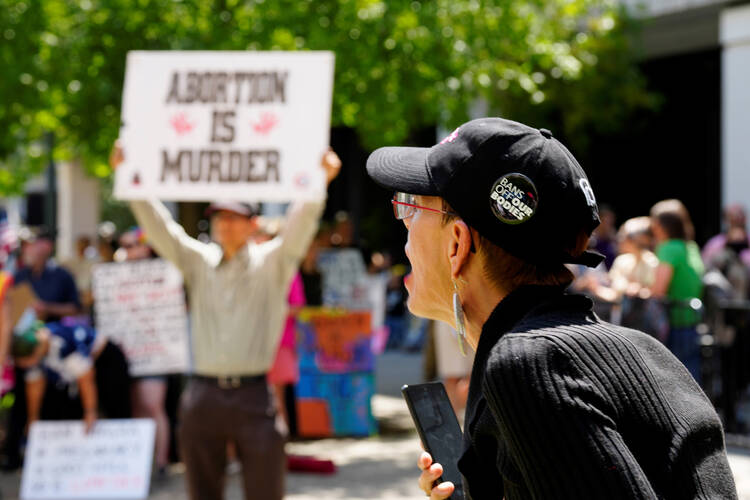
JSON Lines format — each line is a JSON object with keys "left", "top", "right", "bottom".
{"left": 111, "top": 144, "right": 339, "bottom": 500}
{"left": 110, "top": 50, "right": 340, "bottom": 500}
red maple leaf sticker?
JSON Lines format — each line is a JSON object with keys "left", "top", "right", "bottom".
{"left": 132, "top": 173, "right": 141, "bottom": 185}
{"left": 252, "top": 112, "right": 279, "bottom": 135}
{"left": 170, "top": 112, "right": 195, "bottom": 135}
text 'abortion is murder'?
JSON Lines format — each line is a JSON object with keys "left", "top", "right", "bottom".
{"left": 160, "top": 149, "right": 280, "bottom": 183}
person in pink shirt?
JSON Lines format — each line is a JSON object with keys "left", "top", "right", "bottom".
{"left": 268, "top": 272, "right": 305, "bottom": 427}
{"left": 254, "top": 219, "right": 306, "bottom": 427}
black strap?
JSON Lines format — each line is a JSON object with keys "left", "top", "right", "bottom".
{"left": 192, "top": 373, "right": 266, "bottom": 388}
{"left": 564, "top": 249, "right": 605, "bottom": 268}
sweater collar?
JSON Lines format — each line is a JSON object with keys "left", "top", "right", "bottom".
{"left": 464, "top": 284, "right": 571, "bottom": 434}
{"left": 474, "top": 284, "right": 568, "bottom": 362}
{"left": 218, "top": 242, "right": 251, "bottom": 266}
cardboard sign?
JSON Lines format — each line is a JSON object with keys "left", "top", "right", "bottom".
{"left": 296, "top": 308, "right": 373, "bottom": 374}
{"left": 92, "top": 259, "right": 190, "bottom": 376}
{"left": 296, "top": 373, "right": 376, "bottom": 437}
{"left": 317, "top": 249, "right": 371, "bottom": 309}
{"left": 20, "top": 419, "right": 156, "bottom": 500}
{"left": 7, "top": 282, "right": 37, "bottom": 330}
{"left": 295, "top": 308, "right": 376, "bottom": 437}
{"left": 115, "top": 50, "right": 335, "bottom": 202}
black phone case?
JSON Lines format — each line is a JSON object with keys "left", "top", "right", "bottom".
{"left": 402, "top": 382, "right": 465, "bottom": 500}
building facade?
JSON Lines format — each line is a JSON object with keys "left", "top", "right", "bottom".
{"left": 609, "top": 0, "right": 750, "bottom": 240}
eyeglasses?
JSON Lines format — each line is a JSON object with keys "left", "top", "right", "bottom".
{"left": 391, "top": 192, "right": 476, "bottom": 252}
{"left": 391, "top": 192, "right": 458, "bottom": 220}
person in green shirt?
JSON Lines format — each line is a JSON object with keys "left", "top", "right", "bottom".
{"left": 650, "top": 199, "right": 704, "bottom": 383}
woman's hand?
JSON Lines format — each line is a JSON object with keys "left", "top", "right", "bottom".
{"left": 418, "top": 452, "right": 455, "bottom": 499}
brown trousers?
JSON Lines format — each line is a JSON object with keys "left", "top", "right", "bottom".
{"left": 178, "top": 378, "right": 287, "bottom": 500}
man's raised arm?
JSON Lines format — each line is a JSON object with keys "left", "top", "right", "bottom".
{"left": 129, "top": 199, "right": 209, "bottom": 280}
{"left": 111, "top": 142, "right": 208, "bottom": 280}
{"left": 279, "top": 149, "right": 341, "bottom": 261}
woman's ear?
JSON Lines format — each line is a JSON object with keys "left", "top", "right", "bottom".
{"left": 448, "top": 220, "right": 473, "bottom": 280}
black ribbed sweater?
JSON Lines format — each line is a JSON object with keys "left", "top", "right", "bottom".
{"left": 458, "top": 285, "right": 737, "bottom": 499}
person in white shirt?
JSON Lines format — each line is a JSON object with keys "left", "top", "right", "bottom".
{"left": 110, "top": 142, "right": 341, "bottom": 500}
{"left": 609, "top": 216, "right": 659, "bottom": 298}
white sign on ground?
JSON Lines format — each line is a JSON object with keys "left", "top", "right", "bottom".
{"left": 115, "top": 50, "right": 335, "bottom": 202}
{"left": 92, "top": 259, "right": 190, "bottom": 376}
{"left": 20, "top": 419, "right": 156, "bottom": 500}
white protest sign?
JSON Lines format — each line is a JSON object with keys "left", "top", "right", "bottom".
{"left": 92, "top": 259, "right": 190, "bottom": 376}
{"left": 115, "top": 50, "right": 334, "bottom": 202}
{"left": 20, "top": 419, "right": 156, "bottom": 500}
{"left": 317, "top": 249, "right": 371, "bottom": 310}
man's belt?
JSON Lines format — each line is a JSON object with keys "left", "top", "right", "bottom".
{"left": 192, "top": 373, "right": 266, "bottom": 389}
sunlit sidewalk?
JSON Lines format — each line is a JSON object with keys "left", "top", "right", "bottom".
{"left": 2, "top": 394, "right": 750, "bottom": 499}
{"left": 2, "top": 352, "right": 750, "bottom": 499}
{"left": 0, "top": 394, "right": 425, "bottom": 500}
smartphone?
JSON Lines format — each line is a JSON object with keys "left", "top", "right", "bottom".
{"left": 402, "top": 382, "right": 465, "bottom": 499}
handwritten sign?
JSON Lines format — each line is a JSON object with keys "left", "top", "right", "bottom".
{"left": 92, "top": 259, "right": 190, "bottom": 376}
{"left": 20, "top": 419, "right": 156, "bottom": 500}
{"left": 317, "top": 249, "right": 371, "bottom": 309}
{"left": 115, "top": 50, "right": 335, "bottom": 202}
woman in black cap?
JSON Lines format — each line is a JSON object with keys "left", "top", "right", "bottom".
{"left": 366, "top": 118, "right": 736, "bottom": 500}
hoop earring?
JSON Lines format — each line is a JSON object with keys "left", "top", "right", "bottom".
{"left": 452, "top": 279, "right": 467, "bottom": 356}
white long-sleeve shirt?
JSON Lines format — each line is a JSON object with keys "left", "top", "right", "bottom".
{"left": 130, "top": 199, "right": 324, "bottom": 376}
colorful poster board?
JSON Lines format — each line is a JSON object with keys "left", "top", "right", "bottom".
{"left": 92, "top": 259, "right": 190, "bottom": 376}
{"left": 296, "top": 308, "right": 374, "bottom": 373}
{"left": 20, "top": 419, "right": 156, "bottom": 500}
{"left": 296, "top": 373, "right": 376, "bottom": 437}
{"left": 295, "top": 308, "right": 376, "bottom": 437}
{"left": 115, "top": 50, "right": 334, "bottom": 202}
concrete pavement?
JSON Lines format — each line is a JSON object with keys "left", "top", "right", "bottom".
{"left": 1, "top": 352, "right": 749, "bottom": 499}
{"left": 0, "top": 394, "right": 425, "bottom": 500}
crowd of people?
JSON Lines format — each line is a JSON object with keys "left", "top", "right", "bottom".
{"left": 571, "top": 200, "right": 750, "bottom": 429}
{"left": 0, "top": 226, "right": 156, "bottom": 471}
{"left": 0, "top": 126, "right": 747, "bottom": 499}
{"left": 366, "top": 117, "right": 736, "bottom": 499}
{"left": 0, "top": 145, "right": 345, "bottom": 500}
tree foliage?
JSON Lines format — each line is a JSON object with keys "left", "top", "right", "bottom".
{"left": 0, "top": 0, "right": 652, "bottom": 195}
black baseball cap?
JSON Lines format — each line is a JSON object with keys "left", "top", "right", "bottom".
{"left": 366, "top": 117, "right": 603, "bottom": 268}
{"left": 205, "top": 201, "right": 259, "bottom": 218}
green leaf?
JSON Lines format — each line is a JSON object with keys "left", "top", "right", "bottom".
{"left": 0, "top": 0, "right": 653, "bottom": 196}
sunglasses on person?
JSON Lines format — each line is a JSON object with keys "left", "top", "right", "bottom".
{"left": 391, "top": 192, "right": 476, "bottom": 252}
